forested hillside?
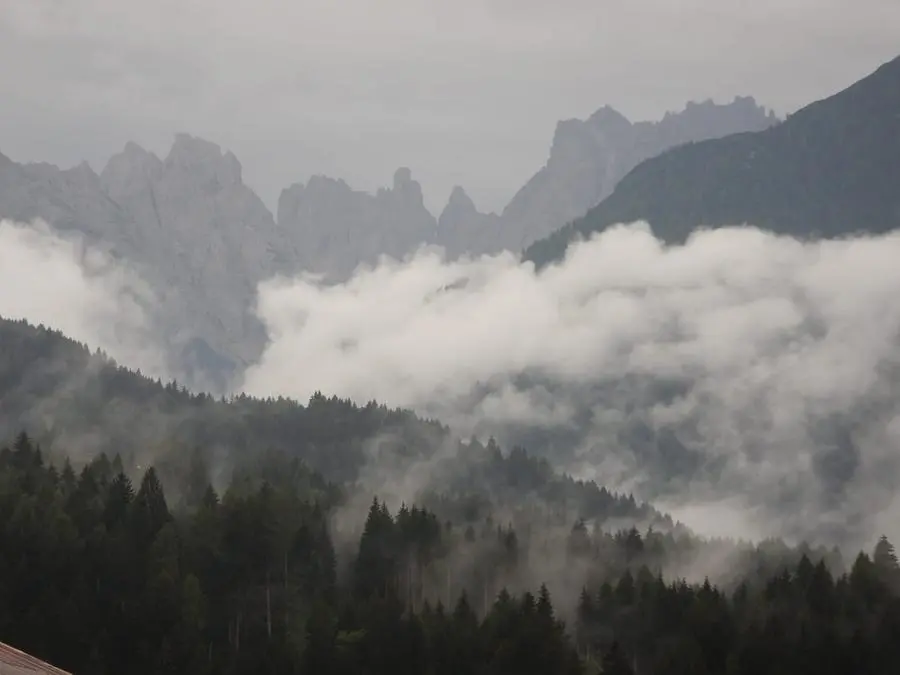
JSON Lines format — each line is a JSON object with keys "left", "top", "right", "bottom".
{"left": 0, "top": 314, "right": 441, "bottom": 483}
{"left": 0, "top": 98, "right": 777, "bottom": 391}
{"left": 524, "top": 54, "right": 900, "bottom": 267}
{"left": 2, "top": 435, "right": 900, "bottom": 675}
{"left": 0, "top": 315, "right": 670, "bottom": 529}
{"left": 4, "top": 316, "right": 900, "bottom": 674}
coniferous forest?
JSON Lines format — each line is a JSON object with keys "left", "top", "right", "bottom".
{"left": 3, "top": 320, "right": 900, "bottom": 674}
{"left": 2, "top": 429, "right": 900, "bottom": 675}
{"left": 2, "top": 15, "right": 900, "bottom": 675}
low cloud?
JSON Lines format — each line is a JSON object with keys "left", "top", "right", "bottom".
{"left": 243, "top": 222, "right": 900, "bottom": 547}
{"left": 0, "top": 218, "right": 166, "bottom": 378}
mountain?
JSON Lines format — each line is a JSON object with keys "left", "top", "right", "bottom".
{"left": 4, "top": 429, "right": 893, "bottom": 675}
{"left": 0, "top": 141, "right": 444, "bottom": 384}
{"left": 524, "top": 55, "right": 900, "bottom": 267}
{"left": 0, "top": 314, "right": 438, "bottom": 484}
{"left": 0, "top": 134, "right": 287, "bottom": 389}
{"left": 0, "top": 314, "right": 665, "bottom": 528}
{"left": 435, "top": 185, "right": 506, "bottom": 258}
{"left": 277, "top": 167, "right": 436, "bottom": 280}
{"left": 0, "top": 316, "right": 684, "bottom": 675}
{"left": 5, "top": 372, "right": 883, "bottom": 675}
{"left": 0, "top": 98, "right": 776, "bottom": 387}
{"left": 99, "top": 135, "right": 286, "bottom": 380}
{"left": 279, "top": 98, "right": 776, "bottom": 265}
{"left": 492, "top": 97, "right": 778, "bottom": 252}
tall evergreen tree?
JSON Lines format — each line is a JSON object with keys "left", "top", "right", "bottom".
{"left": 601, "top": 641, "right": 634, "bottom": 675}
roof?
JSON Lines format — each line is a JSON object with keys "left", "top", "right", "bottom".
{"left": 0, "top": 642, "right": 72, "bottom": 675}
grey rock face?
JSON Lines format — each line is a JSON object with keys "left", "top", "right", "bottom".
{"left": 99, "top": 134, "right": 285, "bottom": 380}
{"left": 277, "top": 166, "right": 436, "bottom": 281}
{"left": 0, "top": 154, "right": 127, "bottom": 243}
{"left": 436, "top": 186, "right": 504, "bottom": 258}
{"left": 276, "top": 98, "right": 778, "bottom": 271}
{"left": 494, "top": 97, "right": 780, "bottom": 252}
{"left": 1, "top": 135, "right": 285, "bottom": 389}
{"left": 0, "top": 97, "right": 777, "bottom": 389}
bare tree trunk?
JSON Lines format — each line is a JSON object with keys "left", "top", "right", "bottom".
{"left": 284, "top": 552, "right": 289, "bottom": 640}
{"left": 407, "top": 557, "right": 413, "bottom": 614}
{"left": 235, "top": 610, "right": 242, "bottom": 653}
{"left": 413, "top": 559, "right": 420, "bottom": 614}
{"left": 266, "top": 569, "right": 273, "bottom": 640}
{"left": 446, "top": 566, "right": 451, "bottom": 607}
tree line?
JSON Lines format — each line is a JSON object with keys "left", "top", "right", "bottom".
{"left": 3, "top": 432, "right": 900, "bottom": 674}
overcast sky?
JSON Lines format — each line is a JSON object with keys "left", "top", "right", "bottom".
{"left": 1, "top": 0, "right": 898, "bottom": 214}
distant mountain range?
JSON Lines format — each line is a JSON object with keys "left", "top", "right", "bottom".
{"left": 478, "top": 97, "right": 777, "bottom": 254}
{"left": 0, "top": 314, "right": 667, "bottom": 532}
{"left": 0, "top": 97, "right": 775, "bottom": 387}
{"left": 524, "top": 55, "right": 900, "bottom": 266}
{"left": 278, "top": 95, "right": 777, "bottom": 270}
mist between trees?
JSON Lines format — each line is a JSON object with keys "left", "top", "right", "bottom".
{"left": 3, "top": 431, "right": 900, "bottom": 675}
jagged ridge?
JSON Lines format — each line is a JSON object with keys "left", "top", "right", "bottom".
{"left": 524, "top": 55, "right": 900, "bottom": 267}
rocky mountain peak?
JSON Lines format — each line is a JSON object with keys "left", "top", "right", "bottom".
{"left": 655, "top": 96, "right": 778, "bottom": 138}
{"left": 67, "top": 161, "right": 101, "bottom": 184}
{"left": 101, "top": 142, "right": 162, "bottom": 188}
{"left": 524, "top": 55, "right": 900, "bottom": 267}
{"left": 499, "top": 96, "right": 781, "bottom": 251}
{"left": 387, "top": 166, "right": 425, "bottom": 208}
{"left": 0, "top": 87, "right": 788, "bottom": 390}
{"left": 164, "top": 133, "right": 243, "bottom": 189}
{"left": 586, "top": 104, "right": 632, "bottom": 131}
{"left": 547, "top": 109, "right": 629, "bottom": 174}
{"left": 277, "top": 167, "right": 436, "bottom": 280}
{"left": 440, "top": 185, "right": 478, "bottom": 224}
{"left": 435, "top": 185, "right": 504, "bottom": 258}
{"left": 393, "top": 166, "right": 412, "bottom": 188}
{"left": 121, "top": 140, "right": 155, "bottom": 159}
{"left": 308, "top": 174, "right": 352, "bottom": 193}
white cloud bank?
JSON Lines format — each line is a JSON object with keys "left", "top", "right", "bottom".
{"left": 3, "top": 1, "right": 899, "bottom": 212}
{"left": 243, "top": 223, "right": 900, "bottom": 546}
{"left": 0, "top": 218, "right": 166, "bottom": 378}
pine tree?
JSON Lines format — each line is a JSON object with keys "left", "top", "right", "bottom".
{"left": 576, "top": 586, "right": 594, "bottom": 649}
{"left": 601, "top": 641, "right": 634, "bottom": 675}
{"left": 104, "top": 472, "right": 134, "bottom": 529}
{"left": 537, "top": 584, "right": 555, "bottom": 623}
{"left": 873, "top": 535, "right": 900, "bottom": 591}
{"left": 132, "top": 467, "right": 171, "bottom": 547}
{"left": 301, "top": 599, "right": 337, "bottom": 675}
{"left": 567, "top": 518, "right": 592, "bottom": 558}
{"left": 185, "top": 447, "right": 211, "bottom": 511}
{"left": 874, "top": 535, "right": 899, "bottom": 571}
{"left": 354, "top": 498, "right": 397, "bottom": 599}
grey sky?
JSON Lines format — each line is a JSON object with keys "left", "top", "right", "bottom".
{"left": 241, "top": 222, "right": 900, "bottom": 544}
{"left": 1, "top": 0, "right": 897, "bottom": 214}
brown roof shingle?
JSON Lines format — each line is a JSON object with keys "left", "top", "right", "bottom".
{"left": 0, "top": 642, "right": 72, "bottom": 675}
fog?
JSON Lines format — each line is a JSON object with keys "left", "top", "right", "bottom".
{"left": 0, "top": 218, "right": 167, "bottom": 378}
{"left": 4, "top": 215, "right": 900, "bottom": 551}
{"left": 243, "top": 222, "right": 900, "bottom": 548}
{"left": 4, "top": 1, "right": 899, "bottom": 212}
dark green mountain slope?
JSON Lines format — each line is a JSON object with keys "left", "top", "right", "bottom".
{"left": 3, "top": 432, "right": 887, "bottom": 675}
{"left": 0, "top": 315, "right": 665, "bottom": 527}
{"left": 0, "top": 316, "right": 441, "bottom": 484}
{"left": 524, "top": 54, "right": 900, "bottom": 266}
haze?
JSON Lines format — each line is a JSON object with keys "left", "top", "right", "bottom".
{"left": 240, "top": 223, "right": 900, "bottom": 547}
{"left": 0, "top": 218, "right": 167, "bottom": 379}
{"left": 4, "top": 5, "right": 900, "bottom": 673}
{"left": 6, "top": 211, "right": 900, "bottom": 547}
{"left": 2, "top": 0, "right": 898, "bottom": 212}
